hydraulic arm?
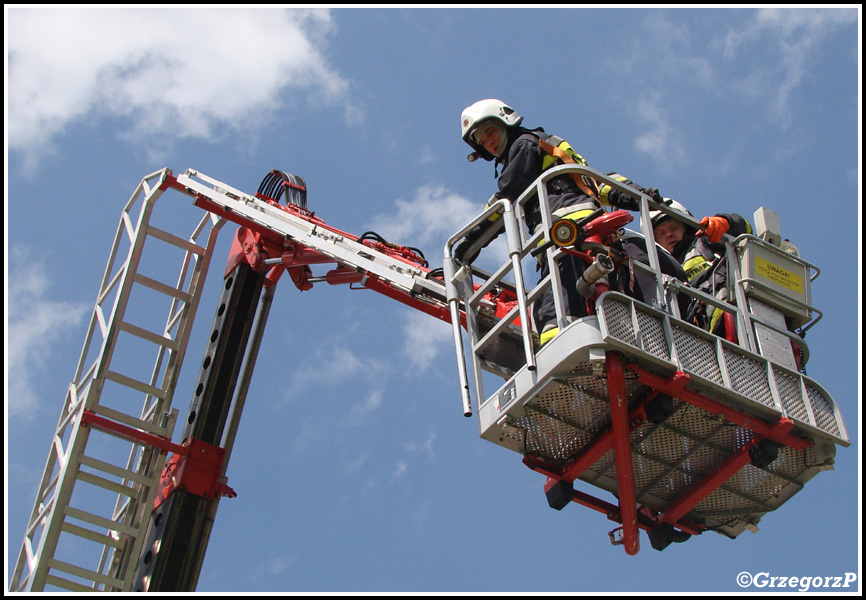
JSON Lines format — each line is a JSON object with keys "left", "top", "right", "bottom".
{"left": 125, "top": 169, "right": 522, "bottom": 591}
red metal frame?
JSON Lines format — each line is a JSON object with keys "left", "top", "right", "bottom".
{"left": 152, "top": 438, "right": 236, "bottom": 509}
{"left": 606, "top": 352, "right": 640, "bottom": 555}
{"left": 80, "top": 410, "right": 236, "bottom": 511}
{"left": 524, "top": 358, "right": 814, "bottom": 554}
{"left": 81, "top": 410, "right": 186, "bottom": 456}
{"left": 626, "top": 366, "right": 811, "bottom": 451}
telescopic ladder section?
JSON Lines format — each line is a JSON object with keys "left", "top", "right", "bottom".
{"left": 10, "top": 169, "right": 224, "bottom": 592}
{"left": 173, "top": 169, "right": 453, "bottom": 315}
{"left": 444, "top": 165, "right": 849, "bottom": 554}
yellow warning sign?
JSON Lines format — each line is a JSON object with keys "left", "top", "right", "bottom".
{"left": 754, "top": 255, "right": 804, "bottom": 295}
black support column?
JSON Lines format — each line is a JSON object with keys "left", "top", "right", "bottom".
{"left": 132, "top": 262, "right": 265, "bottom": 592}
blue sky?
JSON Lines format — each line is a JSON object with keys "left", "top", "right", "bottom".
{"left": 5, "top": 6, "right": 861, "bottom": 594}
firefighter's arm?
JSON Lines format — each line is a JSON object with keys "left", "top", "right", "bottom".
{"left": 696, "top": 213, "right": 751, "bottom": 243}
{"left": 597, "top": 173, "right": 658, "bottom": 211}
{"left": 454, "top": 194, "right": 505, "bottom": 263}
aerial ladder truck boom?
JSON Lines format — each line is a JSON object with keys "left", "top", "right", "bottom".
{"left": 10, "top": 165, "right": 849, "bottom": 592}
{"left": 9, "top": 167, "right": 521, "bottom": 592}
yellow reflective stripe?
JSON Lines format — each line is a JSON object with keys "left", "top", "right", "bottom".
{"left": 540, "top": 327, "right": 559, "bottom": 346}
{"left": 559, "top": 209, "right": 596, "bottom": 222}
{"left": 540, "top": 139, "right": 587, "bottom": 171}
{"left": 598, "top": 185, "right": 611, "bottom": 206}
{"left": 598, "top": 176, "right": 630, "bottom": 207}
{"left": 709, "top": 307, "right": 724, "bottom": 332}
{"left": 683, "top": 255, "right": 710, "bottom": 281}
{"left": 557, "top": 140, "right": 587, "bottom": 166}
{"left": 484, "top": 201, "right": 501, "bottom": 222}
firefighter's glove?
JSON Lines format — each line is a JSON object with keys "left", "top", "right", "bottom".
{"left": 697, "top": 216, "right": 730, "bottom": 243}
{"left": 454, "top": 224, "right": 485, "bottom": 264}
{"left": 644, "top": 187, "right": 663, "bottom": 204}
{"left": 454, "top": 239, "right": 477, "bottom": 264}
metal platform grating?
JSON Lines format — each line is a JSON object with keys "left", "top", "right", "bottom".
{"left": 502, "top": 378, "right": 833, "bottom": 536}
{"left": 597, "top": 292, "right": 848, "bottom": 447}
{"left": 725, "top": 350, "right": 774, "bottom": 408}
{"left": 674, "top": 325, "right": 723, "bottom": 385}
{"left": 775, "top": 371, "right": 809, "bottom": 422}
{"left": 807, "top": 387, "right": 841, "bottom": 438}
{"left": 637, "top": 311, "right": 669, "bottom": 361}
{"left": 507, "top": 364, "right": 649, "bottom": 463}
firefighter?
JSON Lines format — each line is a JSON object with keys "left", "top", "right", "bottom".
{"left": 598, "top": 173, "right": 751, "bottom": 328}
{"left": 647, "top": 198, "right": 752, "bottom": 333}
{"left": 596, "top": 174, "right": 690, "bottom": 311}
{"left": 597, "top": 173, "right": 750, "bottom": 269}
{"left": 457, "top": 99, "right": 634, "bottom": 345}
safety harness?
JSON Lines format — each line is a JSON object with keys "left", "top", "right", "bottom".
{"left": 536, "top": 135, "right": 600, "bottom": 200}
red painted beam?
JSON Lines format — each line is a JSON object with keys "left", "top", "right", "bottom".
{"left": 607, "top": 352, "right": 640, "bottom": 555}
{"left": 627, "top": 365, "right": 811, "bottom": 451}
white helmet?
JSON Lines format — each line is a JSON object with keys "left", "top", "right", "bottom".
{"left": 648, "top": 198, "right": 692, "bottom": 228}
{"left": 460, "top": 99, "right": 523, "bottom": 161}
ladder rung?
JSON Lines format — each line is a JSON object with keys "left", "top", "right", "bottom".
{"left": 44, "top": 572, "right": 99, "bottom": 592}
{"left": 63, "top": 506, "right": 138, "bottom": 538}
{"left": 103, "top": 370, "right": 165, "bottom": 399}
{"left": 60, "top": 521, "right": 125, "bottom": 549}
{"left": 117, "top": 320, "right": 180, "bottom": 351}
{"left": 145, "top": 224, "right": 206, "bottom": 256}
{"left": 75, "top": 470, "right": 141, "bottom": 499}
{"left": 46, "top": 558, "right": 123, "bottom": 590}
{"left": 78, "top": 454, "right": 153, "bottom": 486}
{"left": 132, "top": 272, "right": 193, "bottom": 303}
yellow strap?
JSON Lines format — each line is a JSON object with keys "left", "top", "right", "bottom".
{"left": 709, "top": 307, "right": 724, "bottom": 333}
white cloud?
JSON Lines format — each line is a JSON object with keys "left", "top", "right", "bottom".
{"left": 266, "top": 555, "right": 293, "bottom": 576}
{"left": 7, "top": 7, "right": 349, "bottom": 168}
{"left": 341, "top": 450, "right": 370, "bottom": 476}
{"left": 400, "top": 310, "right": 454, "bottom": 371}
{"left": 284, "top": 344, "right": 388, "bottom": 399}
{"left": 723, "top": 7, "right": 858, "bottom": 127}
{"left": 366, "top": 183, "right": 511, "bottom": 270}
{"left": 606, "top": 12, "right": 711, "bottom": 168}
{"left": 405, "top": 431, "right": 437, "bottom": 462}
{"left": 348, "top": 388, "right": 384, "bottom": 422}
{"left": 7, "top": 256, "right": 87, "bottom": 418}
{"left": 632, "top": 92, "right": 686, "bottom": 168}
{"left": 611, "top": 8, "right": 856, "bottom": 168}
{"left": 366, "top": 185, "right": 480, "bottom": 251}
{"left": 367, "top": 185, "right": 518, "bottom": 371}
